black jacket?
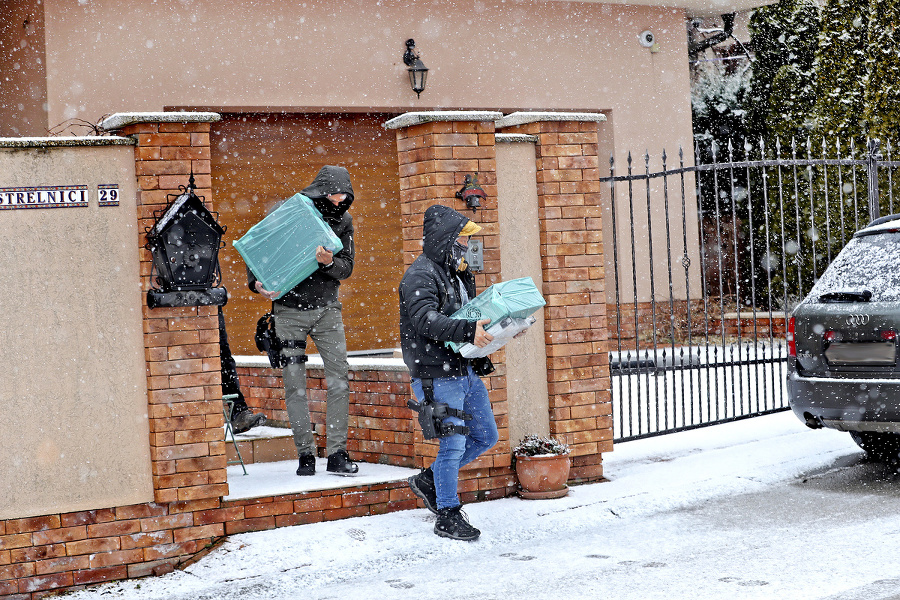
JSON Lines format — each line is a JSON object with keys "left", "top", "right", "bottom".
{"left": 248, "top": 166, "right": 355, "bottom": 309}
{"left": 398, "top": 205, "right": 494, "bottom": 379}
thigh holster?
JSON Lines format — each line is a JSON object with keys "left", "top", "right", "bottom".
{"left": 407, "top": 378, "right": 472, "bottom": 439}
{"left": 280, "top": 339, "right": 308, "bottom": 366}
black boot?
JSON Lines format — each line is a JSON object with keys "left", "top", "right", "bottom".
{"left": 326, "top": 449, "right": 359, "bottom": 475}
{"left": 296, "top": 452, "right": 316, "bottom": 476}
{"left": 434, "top": 505, "right": 480, "bottom": 541}
{"left": 231, "top": 408, "right": 266, "bottom": 434}
{"left": 408, "top": 467, "right": 437, "bottom": 514}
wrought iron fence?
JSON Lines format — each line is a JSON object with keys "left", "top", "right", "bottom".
{"left": 605, "top": 137, "right": 900, "bottom": 442}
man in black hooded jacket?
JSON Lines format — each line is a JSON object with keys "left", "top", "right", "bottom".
{"left": 399, "top": 204, "right": 499, "bottom": 541}
{"left": 249, "top": 165, "right": 358, "bottom": 476}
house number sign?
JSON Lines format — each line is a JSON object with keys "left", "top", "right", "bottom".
{"left": 0, "top": 185, "right": 120, "bottom": 210}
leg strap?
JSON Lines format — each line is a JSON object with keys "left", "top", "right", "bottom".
{"left": 280, "top": 340, "right": 308, "bottom": 366}
{"left": 407, "top": 378, "right": 472, "bottom": 439}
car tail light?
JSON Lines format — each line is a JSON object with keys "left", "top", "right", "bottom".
{"left": 788, "top": 317, "right": 796, "bottom": 357}
{"left": 882, "top": 330, "right": 898, "bottom": 341}
{"left": 823, "top": 330, "right": 836, "bottom": 342}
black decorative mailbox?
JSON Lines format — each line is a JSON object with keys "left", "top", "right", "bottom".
{"left": 145, "top": 174, "right": 228, "bottom": 308}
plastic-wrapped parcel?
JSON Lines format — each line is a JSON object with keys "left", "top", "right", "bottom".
{"left": 456, "top": 316, "right": 536, "bottom": 358}
{"left": 447, "top": 276, "right": 546, "bottom": 355}
{"left": 233, "top": 194, "right": 343, "bottom": 300}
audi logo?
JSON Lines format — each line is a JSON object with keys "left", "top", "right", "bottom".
{"left": 846, "top": 314, "right": 870, "bottom": 326}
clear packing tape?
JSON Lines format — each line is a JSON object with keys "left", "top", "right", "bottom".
{"left": 447, "top": 276, "right": 546, "bottom": 356}
{"left": 233, "top": 194, "right": 343, "bottom": 300}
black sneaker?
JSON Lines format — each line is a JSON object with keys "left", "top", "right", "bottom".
{"left": 231, "top": 409, "right": 266, "bottom": 434}
{"left": 326, "top": 449, "right": 359, "bottom": 475}
{"left": 296, "top": 452, "right": 316, "bottom": 476}
{"left": 408, "top": 467, "right": 438, "bottom": 514}
{"left": 434, "top": 505, "right": 480, "bottom": 541}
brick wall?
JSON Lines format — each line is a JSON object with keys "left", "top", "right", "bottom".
{"left": 0, "top": 476, "right": 420, "bottom": 598}
{"left": 497, "top": 114, "right": 612, "bottom": 483}
{"left": 239, "top": 362, "right": 417, "bottom": 467}
{"left": 388, "top": 112, "right": 518, "bottom": 498}
{"left": 0, "top": 357, "right": 422, "bottom": 598}
{"left": 0, "top": 111, "right": 614, "bottom": 597}
{"left": 124, "top": 118, "right": 229, "bottom": 505}
{"left": 0, "top": 114, "right": 237, "bottom": 599}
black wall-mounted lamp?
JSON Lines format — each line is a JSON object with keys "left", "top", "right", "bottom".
{"left": 455, "top": 173, "right": 486, "bottom": 213}
{"left": 403, "top": 38, "right": 428, "bottom": 98}
{"left": 145, "top": 173, "right": 228, "bottom": 308}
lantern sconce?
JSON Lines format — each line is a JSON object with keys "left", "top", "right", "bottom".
{"left": 455, "top": 173, "right": 486, "bottom": 213}
{"left": 145, "top": 173, "right": 228, "bottom": 308}
{"left": 403, "top": 38, "right": 429, "bottom": 98}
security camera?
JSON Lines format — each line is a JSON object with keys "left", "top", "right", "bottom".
{"left": 639, "top": 30, "right": 655, "bottom": 48}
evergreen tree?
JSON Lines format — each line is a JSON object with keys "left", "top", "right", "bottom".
{"left": 720, "top": 0, "right": 821, "bottom": 309}
{"left": 768, "top": 64, "right": 817, "bottom": 141}
{"left": 863, "top": 0, "right": 900, "bottom": 142}
{"left": 691, "top": 60, "right": 750, "bottom": 151}
{"left": 812, "top": 0, "right": 869, "bottom": 143}
{"left": 744, "top": 0, "right": 820, "bottom": 143}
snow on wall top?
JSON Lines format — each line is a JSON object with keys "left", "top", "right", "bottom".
{"left": 495, "top": 111, "right": 607, "bottom": 128}
{"left": 383, "top": 111, "right": 504, "bottom": 130}
{"left": 0, "top": 136, "right": 134, "bottom": 148}
{"left": 234, "top": 355, "right": 408, "bottom": 372}
{"left": 100, "top": 112, "right": 222, "bottom": 131}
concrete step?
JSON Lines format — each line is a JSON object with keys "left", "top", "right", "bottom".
{"left": 225, "top": 425, "right": 295, "bottom": 465}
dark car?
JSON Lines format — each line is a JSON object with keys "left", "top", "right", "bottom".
{"left": 788, "top": 214, "right": 900, "bottom": 460}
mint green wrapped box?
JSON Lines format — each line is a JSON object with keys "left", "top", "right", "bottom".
{"left": 233, "top": 194, "right": 343, "bottom": 300}
{"left": 446, "top": 276, "right": 546, "bottom": 352}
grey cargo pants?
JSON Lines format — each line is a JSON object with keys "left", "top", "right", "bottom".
{"left": 273, "top": 302, "right": 350, "bottom": 457}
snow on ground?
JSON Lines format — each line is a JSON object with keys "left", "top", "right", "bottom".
{"left": 67, "top": 411, "right": 900, "bottom": 600}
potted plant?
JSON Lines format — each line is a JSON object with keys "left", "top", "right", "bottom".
{"left": 512, "top": 434, "right": 571, "bottom": 499}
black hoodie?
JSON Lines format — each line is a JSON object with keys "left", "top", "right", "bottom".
{"left": 398, "top": 205, "right": 494, "bottom": 379}
{"left": 248, "top": 165, "right": 355, "bottom": 309}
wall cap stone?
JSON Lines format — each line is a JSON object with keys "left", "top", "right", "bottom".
{"left": 100, "top": 112, "right": 222, "bottom": 131}
{"left": 495, "top": 111, "right": 607, "bottom": 128}
{"left": 234, "top": 355, "right": 409, "bottom": 372}
{"left": 383, "top": 111, "right": 504, "bottom": 130}
{"left": 0, "top": 136, "right": 135, "bottom": 148}
{"left": 495, "top": 133, "right": 539, "bottom": 144}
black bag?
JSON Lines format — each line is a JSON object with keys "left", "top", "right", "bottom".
{"left": 255, "top": 312, "right": 283, "bottom": 368}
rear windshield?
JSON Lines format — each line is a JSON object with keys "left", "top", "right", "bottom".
{"left": 810, "top": 232, "right": 900, "bottom": 302}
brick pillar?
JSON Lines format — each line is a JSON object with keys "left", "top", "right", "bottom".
{"left": 496, "top": 112, "right": 611, "bottom": 482}
{"left": 101, "top": 112, "right": 228, "bottom": 504}
{"left": 385, "top": 111, "right": 516, "bottom": 500}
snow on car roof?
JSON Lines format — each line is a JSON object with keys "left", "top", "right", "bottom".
{"left": 855, "top": 214, "right": 900, "bottom": 237}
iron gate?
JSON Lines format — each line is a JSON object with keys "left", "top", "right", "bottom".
{"left": 606, "top": 138, "right": 900, "bottom": 442}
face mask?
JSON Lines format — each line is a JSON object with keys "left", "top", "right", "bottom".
{"left": 450, "top": 241, "right": 468, "bottom": 272}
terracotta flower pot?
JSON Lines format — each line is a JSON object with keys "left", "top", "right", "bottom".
{"left": 514, "top": 453, "right": 571, "bottom": 499}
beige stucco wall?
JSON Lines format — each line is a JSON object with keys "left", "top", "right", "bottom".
{"left": 0, "top": 0, "right": 47, "bottom": 136}
{"left": 2, "top": 0, "right": 705, "bottom": 305}
{"left": 34, "top": 0, "right": 693, "bottom": 159}
{"left": 0, "top": 139, "right": 152, "bottom": 520}
{"left": 35, "top": 0, "right": 701, "bottom": 303}
{"left": 496, "top": 137, "right": 551, "bottom": 445}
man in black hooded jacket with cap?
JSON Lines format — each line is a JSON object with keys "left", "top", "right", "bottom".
{"left": 249, "top": 165, "right": 358, "bottom": 476}
{"left": 399, "top": 204, "right": 499, "bottom": 541}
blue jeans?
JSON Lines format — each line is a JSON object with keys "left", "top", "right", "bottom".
{"left": 411, "top": 367, "right": 499, "bottom": 510}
